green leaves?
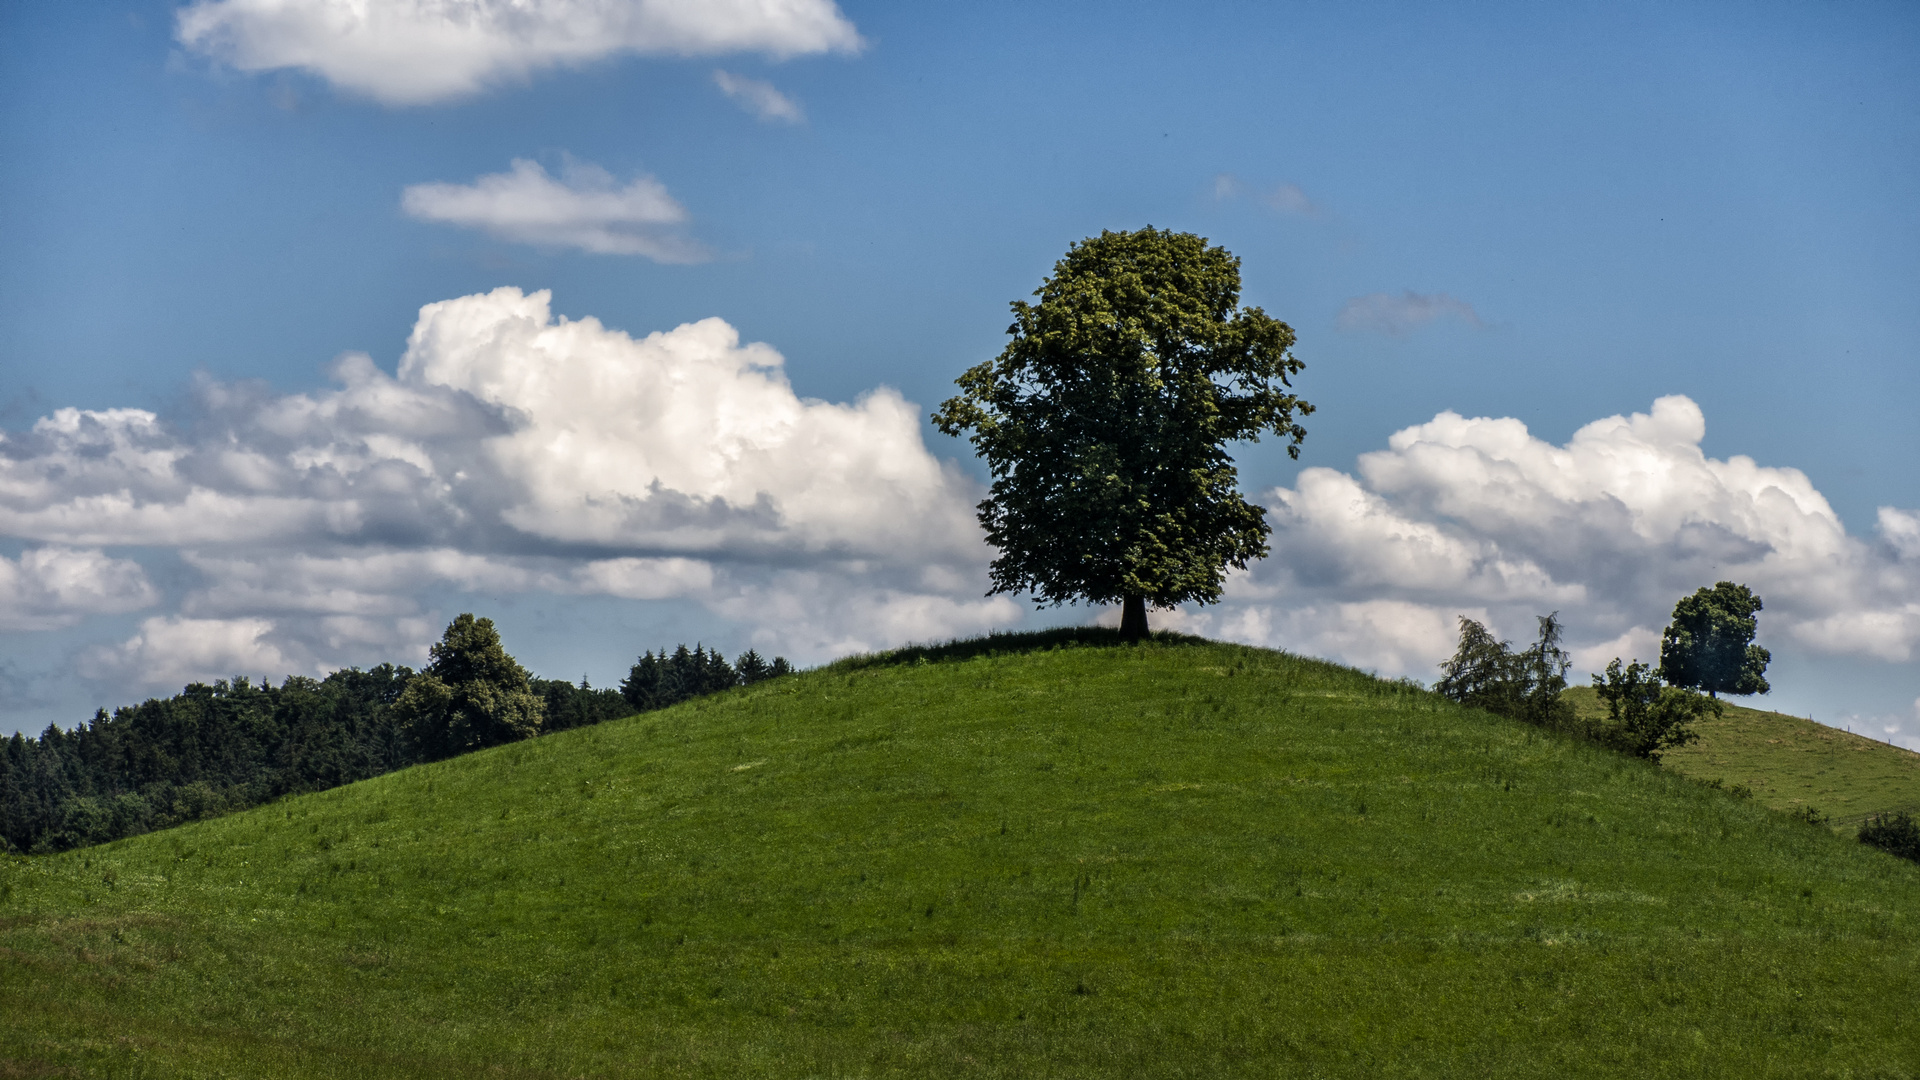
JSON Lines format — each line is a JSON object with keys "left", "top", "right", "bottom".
{"left": 1435, "top": 613, "right": 1576, "bottom": 730}
{"left": 934, "top": 228, "right": 1312, "bottom": 614}
{"left": 396, "top": 614, "right": 544, "bottom": 760}
{"left": 1591, "top": 658, "right": 1717, "bottom": 762}
{"left": 1658, "top": 582, "right": 1771, "bottom": 697}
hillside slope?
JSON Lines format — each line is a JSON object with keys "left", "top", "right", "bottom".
{"left": 1565, "top": 685, "right": 1920, "bottom": 829}
{"left": 3, "top": 635, "right": 1917, "bottom": 1078}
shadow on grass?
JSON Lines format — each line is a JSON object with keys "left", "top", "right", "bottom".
{"left": 828, "top": 626, "right": 1214, "bottom": 672}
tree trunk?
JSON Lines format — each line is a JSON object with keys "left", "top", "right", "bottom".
{"left": 1119, "top": 595, "right": 1149, "bottom": 640}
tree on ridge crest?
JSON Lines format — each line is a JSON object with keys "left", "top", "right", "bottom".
{"left": 933, "top": 227, "right": 1312, "bottom": 638}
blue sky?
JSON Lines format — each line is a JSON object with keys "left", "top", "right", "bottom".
{"left": 2, "top": 0, "right": 1917, "bottom": 741}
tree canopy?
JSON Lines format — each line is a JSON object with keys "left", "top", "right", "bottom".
{"left": 620, "top": 645, "right": 791, "bottom": 713}
{"left": 0, "top": 622, "right": 780, "bottom": 854}
{"left": 1590, "top": 658, "right": 1716, "bottom": 762}
{"left": 933, "top": 227, "right": 1311, "bottom": 637}
{"left": 396, "top": 613, "right": 545, "bottom": 759}
{"left": 1658, "top": 582, "right": 1771, "bottom": 697}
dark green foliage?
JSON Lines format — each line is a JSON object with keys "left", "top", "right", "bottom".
{"left": 734, "top": 649, "right": 791, "bottom": 685}
{"left": 933, "top": 228, "right": 1312, "bottom": 628}
{"left": 1859, "top": 810, "right": 1920, "bottom": 862}
{"left": 0, "top": 666, "right": 413, "bottom": 854}
{"left": 393, "top": 614, "right": 544, "bottom": 760}
{"left": 1590, "top": 659, "right": 1718, "bottom": 762}
{"left": 1, "top": 619, "right": 757, "bottom": 854}
{"left": 1793, "top": 805, "right": 1833, "bottom": 827}
{"left": 620, "top": 645, "right": 792, "bottom": 711}
{"left": 1435, "top": 614, "right": 1575, "bottom": 729}
{"left": 1659, "top": 582, "right": 1771, "bottom": 697}
{"left": 531, "top": 677, "right": 631, "bottom": 734}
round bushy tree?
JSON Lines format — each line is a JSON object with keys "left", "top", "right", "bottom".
{"left": 933, "top": 228, "right": 1312, "bottom": 638}
{"left": 396, "top": 614, "right": 544, "bottom": 760}
{"left": 1658, "top": 582, "right": 1771, "bottom": 698}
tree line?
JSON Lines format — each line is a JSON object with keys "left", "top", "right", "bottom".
{"left": 0, "top": 615, "right": 789, "bottom": 854}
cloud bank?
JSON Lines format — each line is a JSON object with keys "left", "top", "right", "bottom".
{"left": 1, "top": 287, "right": 1005, "bottom": 692}
{"left": 1172, "top": 396, "right": 1920, "bottom": 697}
{"left": 402, "top": 158, "right": 704, "bottom": 260}
{"left": 0, "top": 547, "right": 157, "bottom": 632}
{"left": 176, "top": 0, "right": 863, "bottom": 105}
{"left": 4, "top": 292, "right": 1915, "bottom": 737}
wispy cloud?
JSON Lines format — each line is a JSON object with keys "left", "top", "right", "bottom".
{"left": 1212, "top": 173, "right": 1322, "bottom": 217}
{"left": 713, "top": 69, "right": 804, "bottom": 123}
{"left": 402, "top": 157, "right": 705, "bottom": 261}
{"left": 1335, "top": 290, "right": 1485, "bottom": 336}
{"left": 176, "top": 0, "right": 863, "bottom": 105}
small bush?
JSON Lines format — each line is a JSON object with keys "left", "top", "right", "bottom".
{"left": 1859, "top": 811, "right": 1920, "bottom": 863}
{"left": 1792, "top": 806, "right": 1831, "bottom": 828}
{"left": 1590, "top": 659, "right": 1718, "bottom": 762}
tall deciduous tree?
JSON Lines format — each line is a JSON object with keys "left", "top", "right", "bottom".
{"left": 933, "top": 228, "right": 1312, "bottom": 638}
{"left": 396, "top": 613, "right": 544, "bottom": 759}
{"left": 1658, "top": 582, "right": 1771, "bottom": 698}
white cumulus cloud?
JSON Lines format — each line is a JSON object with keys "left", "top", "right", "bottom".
{"left": 11, "top": 293, "right": 1917, "bottom": 721}
{"left": 1336, "top": 291, "right": 1485, "bottom": 336}
{"left": 176, "top": 0, "right": 863, "bottom": 105}
{"left": 1, "top": 287, "right": 994, "bottom": 695}
{"left": 0, "top": 547, "right": 158, "bottom": 631}
{"left": 1185, "top": 394, "right": 1920, "bottom": 683}
{"left": 712, "top": 69, "right": 804, "bottom": 123}
{"left": 83, "top": 616, "right": 294, "bottom": 690}
{"left": 402, "top": 158, "right": 704, "bottom": 260}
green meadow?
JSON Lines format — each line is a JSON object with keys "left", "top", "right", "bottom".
{"left": 1565, "top": 685, "right": 1920, "bottom": 830}
{"left": 4, "top": 633, "right": 1917, "bottom": 1078}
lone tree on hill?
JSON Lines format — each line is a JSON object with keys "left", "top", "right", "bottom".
{"left": 1658, "top": 582, "right": 1771, "bottom": 698}
{"left": 396, "top": 613, "right": 544, "bottom": 760}
{"left": 933, "top": 227, "right": 1312, "bottom": 638}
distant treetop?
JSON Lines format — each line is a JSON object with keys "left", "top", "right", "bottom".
{"left": 1659, "top": 582, "right": 1770, "bottom": 698}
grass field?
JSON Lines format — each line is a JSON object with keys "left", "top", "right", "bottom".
{"left": 1564, "top": 685, "right": 1920, "bottom": 830}
{"left": 3, "top": 632, "right": 1917, "bottom": 1078}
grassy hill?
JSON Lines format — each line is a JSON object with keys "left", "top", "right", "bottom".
{"left": 3, "top": 633, "right": 1917, "bottom": 1078}
{"left": 1565, "top": 685, "right": 1920, "bottom": 830}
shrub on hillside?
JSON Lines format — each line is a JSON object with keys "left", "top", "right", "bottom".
{"left": 1436, "top": 614, "right": 1575, "bottom": 729}
{"left": 1590, "top": 659, "right": 1717, "bottom": 762}
{"left": 1859, "top": 811, "right": 1920, "bottom": 863}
